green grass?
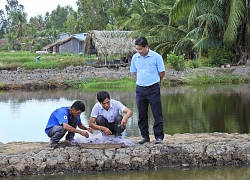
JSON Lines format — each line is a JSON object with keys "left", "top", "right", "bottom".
{"left": 65, "top": 77, "right": 136, "bottom": 91}
{"left": 0, "top": 83, "right": 4, "bottom": 89}
{"left": 1, "top": 52, "right": 247, "bottom": 87}
{"left": 0, "top": 51, "right": 126, "bottom": 70}
{"left": 183, "top": 73, "right": 245, "bottom": 84}
{"left": 0, "top": 51, "right": 91, "bottom": 70}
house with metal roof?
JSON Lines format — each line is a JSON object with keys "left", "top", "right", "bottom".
{"left": 43, "top": 33, "right": 87, "bottom": 54}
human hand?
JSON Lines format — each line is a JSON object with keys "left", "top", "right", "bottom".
{"left": 87, "top": 127, "right": 93, "bottom": 134}
{"left": 80, "top": 131, "right": 89, "bottom": 138}
{"left": 120, "top": 119, "right": 127, "bottom": 126}
{"left": 102, "top": 126, "right": 112, "bottom": 135}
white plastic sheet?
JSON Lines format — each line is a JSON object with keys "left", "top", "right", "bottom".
{"left": 75, "top": 132, "right": 136, "bottom": 146}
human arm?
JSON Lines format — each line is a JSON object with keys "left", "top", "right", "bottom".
{"left": 62, "top": 123, "right": 89, "bottom": 138}
{"left": 120, "top": 108, "right": 133, "bottom": 126}
{"left": 78, "top": 123, "right": 93, "bottom": 134}
{"left": 89, "top": 117, "right": 112, "bottom": 135}
{"left": 130, "top": 55, "right": 137, "bottom": 77}
{"left": 159, "top": 71, "right": 166, "bottom": 82}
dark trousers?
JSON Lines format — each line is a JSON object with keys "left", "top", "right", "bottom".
{"left": 48, "top": 116, "right": 78, "bottom": 143}
{"left": 96, "top": 115, "right": 125, "bottom": 136}
{"left": 136, "top": 83, "right": 164, "bottom": 140}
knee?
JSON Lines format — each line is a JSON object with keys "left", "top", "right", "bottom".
{"left": 49, "top": 125, "right": 66, "bottom": 137}
{"left": 50, "top": 127, "right": 66, "bottom": 139}
{"left": 54, "top": 128, "right": 67, "bottom": 137}
{"left": 96, "top": 115, "right": 105, "bottom": 125}
{"left": 60, "top": 127, "right": 67, "bottom": 134}
{"left": 115, "top": 114, "right": 123, "bottom": 122}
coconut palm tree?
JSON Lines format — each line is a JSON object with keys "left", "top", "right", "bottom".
{"left": 10, "top": 10, "right": 28, "bottom": 40}
{"left": 144, "top": 0, "right": 178, "bottom": 57}
{"left": 124, "top": 0, "right": 177, "bottom": 57}
{"left": 107, "top": 0, "right": 132, "bottom": 30}
{"left": 5, "top": 31, "right": 16, "bottom": 50}
{"left": 74, "top": 16, "right": 85, "bottom": 33}
{"left": 169, "top": 0, "right": 250, "bottom": 64}
{"left": 29, "top": 15, "right": 45, "bottom": 32}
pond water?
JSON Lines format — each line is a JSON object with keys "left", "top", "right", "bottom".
{"left": 5, "top": 166, "right": 250, "bottom": 180}
{"left": 2, "top": 84, "right": 250, "bottom": 180}
{"left": 1, "top": 84, "right": 250, "bottom": 143}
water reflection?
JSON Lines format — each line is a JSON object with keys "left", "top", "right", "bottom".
{"left": 162, "top": 84, "right": 250, "bottom": 135}
{"left": 1, "top": 84, "right": 250, "bottom": 143}
{"left": 0, "top": 90, "right": 140, "bottom": 143}
{"left": 6, "top": 166, "right": 250, "bottom": 180}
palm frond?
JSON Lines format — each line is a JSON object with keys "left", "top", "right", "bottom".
{"left": 173, "top": 38, "right": 194, "bottom": 55}
{"left": 193, "top": 36, "right": 223, "bottom": 50}
{"left": 223, "top": 0, "right": 246, "bottom": 44}
{"left": 197, "top": 13, "right": 225, "bottom": 36}
{"left": 169, "top": 0, "right": 199, "bottom": 25}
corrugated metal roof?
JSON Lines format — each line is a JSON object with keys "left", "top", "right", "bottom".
{"left": 43, "top": 33, "right": 87, "bottom": 50}
{"left": 73, "top": 33, "right": 87, "bottom": 41}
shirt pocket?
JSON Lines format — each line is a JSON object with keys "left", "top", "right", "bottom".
{"left": 147, "top": 62, "right": 156, "bottom": 74}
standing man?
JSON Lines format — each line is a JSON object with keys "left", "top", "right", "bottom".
{"left": 45, "top": 100, "right": 93, "bottom": 148}
{"left": 89, "top": 91, "right": 133, "bottom": 137}
{"left": 130, "top": 36, "right": 165, "bottom": 144}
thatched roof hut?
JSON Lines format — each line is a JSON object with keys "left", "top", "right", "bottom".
{"left": 84, "top": 30, "right": 136, "bottom": 63}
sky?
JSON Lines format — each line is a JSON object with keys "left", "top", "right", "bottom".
{"left": 0, "top": 0, "right": 77, "bottom": 18}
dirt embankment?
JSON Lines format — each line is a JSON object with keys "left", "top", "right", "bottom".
{"left": 1, "top": 133, "right": 250, "bottom": 178}
{"left": 0, "top": 65, "right": 250, "bottom": 90}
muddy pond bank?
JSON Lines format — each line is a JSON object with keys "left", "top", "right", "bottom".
{"left": 0, "top": 65, "right": 250, "bottom": 90}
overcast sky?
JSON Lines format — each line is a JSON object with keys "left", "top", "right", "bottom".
{"left": 0, "top": 0, "right": 77, "bottom": 18}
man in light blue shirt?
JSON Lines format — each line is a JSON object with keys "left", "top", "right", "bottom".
{"left": 89, "top": 91, "right": 133, "bottom": 137}
{"left": 130, "top": 36, "right": 165, "bottom": 144}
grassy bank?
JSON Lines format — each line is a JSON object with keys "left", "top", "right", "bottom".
{"left": 64, "top": 77, "right": 136, "bottom": 91}
{"left": 0, "top": 52, "right": 248, "bottom": 89}
{"left": 0, "top": 72, "right": 247, "bottom": 91}
{"left": 64, "top": 74, "right": 246, "bottom": 90}
{"left": 0, "top": 51, "right": 91, "bottom": 70}
{"left": 183, "top": 73, "right": 246, "bottom": 84}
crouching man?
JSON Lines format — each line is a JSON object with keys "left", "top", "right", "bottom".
{"left": 89, "top": 91, "right": 133, "bottom": 137}
{"left": 45, "top": 100, "right": 93, "bottom": 148}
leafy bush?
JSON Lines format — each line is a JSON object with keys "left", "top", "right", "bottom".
{"left": 167, "top": 52, "right": 185, "bottom": 71}
{"left": 0, "top": 44, "right": 8, "bottom": 51}
{"left": 199, "top": 57, "right": 213, "bottom": 67}
{"left": 208, "top": 48, "right": 236, "bottom": 67}
{"left": 32, "top": 43, "right": 42, "bottom": 52}
{"left": 185, "top": 60, "right": 201, "bottom": 69}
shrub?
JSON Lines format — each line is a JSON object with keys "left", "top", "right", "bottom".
{"left": 199, "top": 57, "right": 213, "bottom": 67}
{"left": 0, "top": 44, "right": 8, "bottom": 51}
{"left": 185, "top": 60, "right": 201, "bottom": 69}
{"left": 32, "top": 43, "right": 42, "bottom": 52}
{"left": 167, "top": 52, "right": 185, "bottom": 71}
{"left": 208, "top": 48, "right": 236, "bottom": 67}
